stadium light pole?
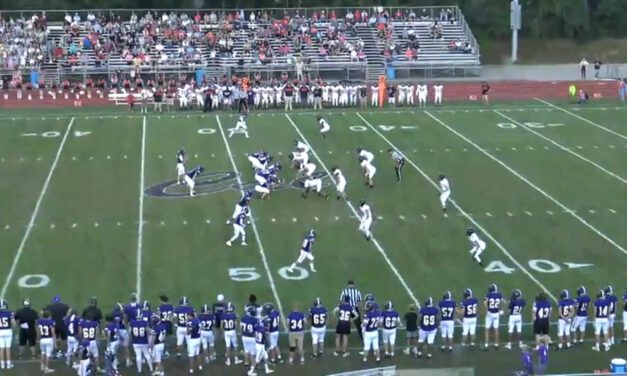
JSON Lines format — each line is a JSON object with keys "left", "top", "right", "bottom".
{"left": 510, "top": 0, "right": 522, "bottom": 62}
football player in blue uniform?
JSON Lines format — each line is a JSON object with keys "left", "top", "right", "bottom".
{"left": 288, "top": 229, "right": 317, "bottom": 273}
{"left": 176, "top": 148, "right": 186, "bottom": 184}
{"left": 604, "top": 285, "right": 617, "bottom": 346}
{"left": 622, "top": 289, "right": 627, "bottom": 343}
{"left": 251, "top": 318, "right": 274, "bottom": 376}
{"left": 557, "top": 289, "right": 575, "bottom": 350}
{"left": 505, "top": 289, "right": 525, "bottom": 350}
{"left": 593, "top": 289, "right": 610, "bottom": 352}
{"left": 152, "top": 315, "right": 168, "bottom": 376}
{"left": 532, "top": 292, "right": 551, "bottom": 347}
{"left": 186, "top": 311, "right": 202, "bottom": 373}
{"left": 438, "top": 291, "right": 456, "bottom": 351}
{"left": 226, "top": 209, "right": 249, "bottom": 247}
{"left": 122, "top": 294, "right": 141, "bottom": 367}
{"left": 173, "top": 296, "right": 193, "bottom": 358}
{"left": 248, "top": 151, "right": 271, "bottom": 170}
{"left": 37, "top": 311, "right": 56, "bottom": 374}
{"left": 458, "top": 288, "right": 478, "bottom": 347}
{"left": 484, "top": 283, "right": 503, "bottom": 349}
{"left": 64, "top": 312, "right": 80, "bottom": 367}
{"left": 0, "top": 300, "right": 15, "bottom": 370}
{"left": 103, "top": 314, "right": 120, "bottom": 371}
{"left": 263, "top": 303, "right": 282, "bottom": 363}
{"left": 573, "top": 286, "right": 590, "bottom": 344}
{"left": 308, "top": 298, "right": 328, "bottom": 358}
{"left": 79, "top": 316, "right": 100, "bottom": 371}
{"left": 130, "top": 314, "right": 153, "bottom": 374}
{"left": 198, "top": 304, "right": 216, "bottom": 364}
{"left": 242, "top": 306, "right": 260, "bottom": 367}
{"left": 287, "top": 305, "right": 306, "bottom": 365}
{"left": 362, "top": 301, "right": 382, "bottom": 363}
{"left": 184, "top": 165, "right": 205, "bottom": 197}
{"left": 334, "top": 296, "right": 357, "bottom": 357}
{"left": 417, "top": 298, "right": 438, "bottom": 359}
{"left": 228, "top": 190, "right": 253, "bottom": 224}
{"left": 381, "top": 301, "right": 401, "bottom": 358}
{"left": 222, "top": 302, "right": 243, "bottom": 366}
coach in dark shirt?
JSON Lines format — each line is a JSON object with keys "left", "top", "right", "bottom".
{"left": 15, "top": 299, "right": 38, "bottom": 358}
{"left": 82, "top": 297, "right": 102, "bottom": 324}
{"left": 45, "top": 295, "right": 70, "bottom": 352}
{"left": 403, "top": 304, "right": 418, "bottom": 354}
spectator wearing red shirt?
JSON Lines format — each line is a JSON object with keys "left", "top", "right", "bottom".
{"left": 127, "top": 92, "right": 135, "bottom": 111}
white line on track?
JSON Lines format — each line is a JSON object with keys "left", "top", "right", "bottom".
{"left": 424, "top": 111, "right": 627, "bottom": 258}
{"left": 216, "top": 115, "right": 286, "bottom": 327}
{"left": 0, "top": 117, "right": 74, "bottom": 300}
{"left": 136, "top": 116, "right": 147, "bottom": 299}
{"left": 286, "top": 114, "right": 422, "bottom": 309}
{"left": 359, "top": 112, "right": 558, "bottom": 302}
{"left": 495, "top": 110, "right": 627, "bottom": 185}
{"left": 535, "top": 98, "right": 627, "bottom": 141}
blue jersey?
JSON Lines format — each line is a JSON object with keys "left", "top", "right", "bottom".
{"left": 438, "top": 299, "right": 456, "bottom": 321}
{"left": 257, "top": 169, "right": 271, "bottom": 181}
{"left": 381, "top": 310, "right": 400, "bottom": 329}
{"left": 80, "top": 320, "right": 98, "bottom": 341}
{"left": 241, "top": 315, "right": 258, "bottom": 338}
{"left": 187, "top": 167, "right": 202, "bottom": 179}
{"left": 0, "top": 310, "right": 13, "bottom": 330}
{"left": 235, "top": 212, "right": 247, "bottom": 227}
{"left": 254, "top": 152, "right": 269, "bottom": 164}
{"left": 177, "top": 151, "right": 185, "bottom": 164}
{"left": 238, "top": 193, "right": 251, "bottom": 208}
{"left": 594, "top": 298, "right": 609, "bottom": 319}
{"left": 575, "top": 295, "right": 590, "bottom": 317}
{"left": 287, "top": 311, "right": 305, "bottom": 332}
{"left": 419, "top": 307, "right": 438, "bottom": 331}
{"left": 508, "top": 299, "right": 526, "bottom": 316}
{"left": 605, "top": 294, "right": 617, "bottom": 315}
{"left": 140, "top": 309, "right": 153, "bottom": 322}
{"left": 485, "top": 292, "right": 503, "bottom": 314}
{"left": 309, "top": 306, "right": 328, "bottom": 329}
{"left": 173, "top": 305, "right": 193, "bottom": 327}
{"left": 158, "top": 303, "right": 173, "bottom": 323}
{"left": 105, "top": 322, "right": 119, "bottom": 342}
{"left": 37, "top": 318, "right": 55, "bottom": 339}
{"left": 153, "top": 322, "right": 167, "bottom": 345}
{"left": 558, "top": 298, "right": 575, "bottom": 318}
{"left": 198, "top": 313, "right": 215, "bottom": 331}
{"left": 533, "top": 300, "right": 551, "bottom": 321}
{"left": 336, "top": 303, "right": 354, "bottom": 322}
{"left": 124, "top": 303, "right": 141, "bottom": 322}
{"left": 623, "top": 293, "right": 627, "bottom": 312}
{"left": 255, "top": 324, "right": 267, "bottom": 345}
{"left": 267, "top": 310, "right": 280, "bottom": 333}
{"left": 301, "top": 235, "right": 315, "bottom": 253}
{"left": 363, "top": 310, "right": 381, "bottom": 332}
{"left": 112, "top": 309, "right": 125, "bottom": 329}
{"left": 65, "top": 314, "right": 80, "bottom": 338}
{"left": 461, "top": 298, "right": 479, "bottom": 319}
{"left": 130, "top": 319, "right": 149, "bottom": 345}
{"left": 221, "top": 312, "right": 237, "bottom": 331}
{"left": 187, "top": 318, "right": 201, "bottom": 339}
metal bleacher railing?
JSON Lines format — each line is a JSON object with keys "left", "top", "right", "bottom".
{"left": 0, "top": 6, "right": 481, "bottom": 85}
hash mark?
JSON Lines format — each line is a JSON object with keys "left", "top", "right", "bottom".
{"left": 106, "top": 155, "right": 111, "bottom": 160}
{"left": 160, "top": 221, "right": 165, "bottom": 226}
{"left": 511, "top": 147, "right": 517, "bottom": 151}
{"left": 158, "top": 155, "right": 162, "bottom": 159}
{"left": 124, "top": 155, "right": 128, "bottom": 159}
{"left": 334, "top": 216, "right": 339, "bottom": 221}
{"left": 589, "top": 209, "right": 596, "bottom": 214}
{"left": 610, "top": 145, "right": 615, "bottom": 149}
{"left": 524, "top": 211, "right": 533, "bottom": 216}
{"left": 377, "top": 215, "right": 384, "bottom": 220}
{"left": 507, "top": 212, "right": 513, "bottom": 217}
{"left": 19, "top": 158, "right": 23, "bottom": 162}
{"left": 183, "top": 220, "right": 188, "bottom": 225}
{"left": 71, "top": 223, "right": 77, "bottom": 228}
{"left": 117, "top": 222, "right": 121, "bottom": 226}
{"left": 485, "top": 212, "right": 493, "bottom": 217}
{"left": 546, "top": 210, "right": 553, "bottom": 215}
{"left": 544, "top": 146, "right": 550, "bottom": 150}
{"left": 50, "top": 224, "right": 55, "bottom": 229}
{"left": 4, "top": 225, "right": 10, "bottom": 230}
{"left": 593, "top": 145, "right": 599, "bottom": 149}
{"left": 421, "top": 214, "right": 427, "bottom": 219}
{"left": 577, "top": 145, "right": 583, "bottom": 149}
{"left": 609, "top": 208, "right": 617, "bottom": 213}
{"left": 94, "top": 222, "right": 99, "bottom": 227}
{"left": 328, "top": 151, "right": 333, "bottom": 154}
{"left": 314, "top": 217, "right": 319, "bottom": 222}
{"left": 494, "top": 147, "right": 500, "bottom": 151}
{"left": 72, "top": 156, "right": 76, "bottom": 161}
{"left": 89, "top": 156, "right": 93, "bottom": 160}
{"left": 527, "top": 146, "right": 534, "bottom": 150}
{"left": 429, "top": 149, "right": 434, "bottom": 152}
{"left": 278, "top": 151, "right": 283, "bottom": 156}
{"left": 445, "top": 148, "right": 451, "bottom": 152}
{"left": 194, "top": 154, "right": 198, "bottom": 158}
{"left": 205, "top": 219, "right": 211, "bottom": 224}
{"left": 292, "top": 217, "right": 297, "bottom": 223}
{"left": 271, "top": 218, "right": 276, "bottom": 222}
{"left": 399, "top": 215, "right": 405, "bottom": 220}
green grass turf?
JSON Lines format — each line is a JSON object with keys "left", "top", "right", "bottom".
{"left": 1, "top": 100, "right": 627, "bottom": 375}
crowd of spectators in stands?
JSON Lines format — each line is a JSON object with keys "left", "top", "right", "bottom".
{"left": 0, "top": 14, "right": 48, "bottom": 69}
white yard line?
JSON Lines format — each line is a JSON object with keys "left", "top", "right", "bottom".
{"left": 136, "top": 116, "right": 147, "bottom": 299}
{"left": 423, "top": 111, "right": 627, "bottom": 258}
{"left": 535, "top": 98, "right": 627, "bottom": 141}
{"left": 285, "top": 114, "right": 422, "bottom": 308}
{"left": 216, "top": 115, "right": 287, "bottom": 326}
{"left": 357, "top": 112, "right": 559, "bottom": 301}
{"left": 494, "top": 110, "right": 627, "bottom": 185}
{"left": 0, "top": 118, "right": 75, "bottom": 300}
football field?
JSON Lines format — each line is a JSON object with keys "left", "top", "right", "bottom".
{"left": 1, "top": 99, "right": 626, "bottom": 375}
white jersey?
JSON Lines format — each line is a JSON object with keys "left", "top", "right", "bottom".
{"left": 319, "top": 118, "right": 330, "bottom": 132}
{"left": 434, "top": 85, "right": 443, "bottom": 97}
{"left": 360, "top": 204, "right": 372, "bottom": 221}
{"left": 359, "top": 149, "right": 374, "bottom": 164}
{"left": 468, "top": 233, "right": 485, "bottom": 248}
{"left": 418, "top": 85, "right": 428, "bottom": 96}
{"left": 370, "top": 85, "right": 378, "bottom": 96}
{"left": 440, "top": 178, "right": 450, "bottom": 192}
{"left": 301, "top": 162, "right": 316, "bottom": 176}
{"left": 333, "top": 168, "right": 346, "bottom": 185}
{"left": 296, "top": 141, "right": 310, "bottom": 154}
{"left": 361, "top": 159, "right": 376, "bottom": 176}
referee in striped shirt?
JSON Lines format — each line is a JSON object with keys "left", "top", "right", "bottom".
{"left": 388, "top": 149, "right": 405, "bottom": 182}
{"left": 339, "top": 280, "right": 363, "bottom": 340}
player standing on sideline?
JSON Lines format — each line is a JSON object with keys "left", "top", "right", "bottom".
{"left": 173, "top": 297, "right": 193, "bottom": 358}
{"left": 388, "top": 149, "right": 405, "bottom": 182}
{"left": 381, "top": 301, "right": 401, "bottom": 358}
{"left": 103, "top": 315, "right": 120, "bottom": 371}
{"left": 362, "top": 301, "right": 381, "bottom": 363}
{"left": 222, "top": 303, "right": 242, "bottom": 366}
{"left": 152, "top": 315, "right": 168, "bottom": 376}
{"left": 505, "top": 289, "right": 525, "bottom": 349}
{"left": 593, "top": 290, "right": 610, "bottom": 352}
{"left": 622, "top": 289, "right": 627, "bottom": 343}
{"left": 317, "top": 116, "right": 331, "bottom": 137}
{"left": 287, "top": 305, "right": 306, "bottom": 365}
{"left": 481, "top": 81, "right": 490, "bottom": 105}
{"left": 288, "top": 229, "right": 317, "bottom": 273}
{"left": 433, "top": 82, "right": 443, "bottom": 106}
{"left": 37, "top": 311, "right": 56, "bottom": 374}
{"left": 186, "top": 311, "right": 202, "bottom": 373}
{"left": 263, "top": 303, "right": 282, "bottom": 364}
{"left": 176, "top": 148, "right": 186, "bottom": 185}
{"left": 370, "top": 82, "right": 379, "bottom": 107}
{"left": 604, "top": 286, "right": 617, "bottom": 346}
{"left": 557, "top": 289, "right": 575, "bottom": 350}
{"left": 241, "top": 307, "right": 259, "bottom": 368}
{"left": 484, "top": 284, "right": 503, "bottom": 349}
{"left": 417, "top": 298, "right": 438, "bottom": 359}
{"left": 226, "top": 208, "right": 249, "bottom": 247}
{"left": 198, "top": 305, "right": 216, "bottom": 363}
{"left": 308, "top": 298, "right": 328, "bottom": 358}
{"left": 417, "top": 82, "right": 428, "bottom": 108}
{"left": 359, "top": 200, "right": 373, "bottom": 241}
{"left": 439, "top": 174, "right": 451, "bottom": 212}
{"left": 332, "top": 166, "right": 348, "bottom": 200}
{"left": 532, "top": 292, "right": 551, "bottom": 348}
{"left": 250, "top": 318, "right": 274, "bottom": 375}
{"left": 466, "top": 228, "right": 485, "bottom": 266}
{"left": 458, "top": 288, "right": 478, "bottom": 347}
{"left": 0, "top": 300, "right": 15, "bottom": 370}
{"left": 573, "top": 286, "right": 590, "bottom": 344}
{"left": 334, "top": 296, "right": 357, "bottom": 357}
{"left": 438, "top": 291, "right": 456, "bottom": 351}
{"left": 130, "top": 312, "right": 153, "bottom": 375}
{"left": 64, "top": 312, "right": 80, "bottom": 367}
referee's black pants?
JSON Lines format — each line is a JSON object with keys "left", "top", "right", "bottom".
{"left": 395, "top": 159, "right": 405, "bottom": 182}
{"left": 353, "top": 308, "right": 362, "bottom": 340}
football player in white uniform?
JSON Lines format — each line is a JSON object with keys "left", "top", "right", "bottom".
{"left": 359, "top": 200, "right": 373, "bottom": 241}
{"left": 317, "top": 116, "right": 330, "bottom": 137}
{"left": 332, "top": 166, "right": 347, "bottom": 200}
{"left": 417, "top": 82, "right": 428, "bottom": 108}
{"left": 466, "top": 228, "right": 485, "bottom": 266}
{"left": 370, "top": 84, "right": 379, "bottom": 107}
{"left": 433, "top": 83, "right": 443, "bottom": 106}
{"left": 439, "top": 174, "right": 451, "bottom": 212}
{"left": 229, "top": 114, "right": 249, "bottom": 138}
{"left": 359, "top": 157, "right": 376, "bottom": 188}
{"left": 356, "top": 147, "right": 374, "bottom": 164}
{"left": 176, "top": 148, "right": 187, "bottom": 185}
{"left": 184, "top": 166, "right": 205, "bottom": 197}
{"left": 302, "top": 176, "right": 328, "bottom": 199}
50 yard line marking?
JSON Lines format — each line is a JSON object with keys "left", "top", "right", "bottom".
{"left": 355, "top": 112, "right": 558, "bottom": 302}
{"left": 0, "top": 118, "right": 75, "bottom": 300}
{"left": 216, "top": 115, "right": 287, "bottom": 326}
{"left": 422, "top": 111, "right": 627, "bottom": 258}
{"left": 285, "top": 114, "right": 421, "bottom": 308}
{"left": 136, "top": 116, "right": 147, "bottom": 299}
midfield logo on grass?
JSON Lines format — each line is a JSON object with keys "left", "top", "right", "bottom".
{"left": 145, "top": 171, "right": 330, "bottom": 198}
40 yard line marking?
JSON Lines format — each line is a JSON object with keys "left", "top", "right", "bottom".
{"left": 423, "top": 111, "right": 627, "bottom": 258}
{"left": 136, "top": 116, "right": 147, "bottom": 299}
{"left": 285, "top": 114, "right": 421, "bottom": 309}
{"left": 0, "top": 118, "right": 75, "bottom": 300}
{"left": 357, "top": 112, "right": 558, "bottom": 302}
{"left": 216, "top": 115, "right": 286, "bottom": 327}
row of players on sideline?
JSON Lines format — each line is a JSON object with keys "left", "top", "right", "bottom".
{"left": 0, "top": 284, "right": 624, "bottom": 375}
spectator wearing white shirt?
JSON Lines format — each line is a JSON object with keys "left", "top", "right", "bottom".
{"left": 580, "top": 58, "right": 589, "bottom": 79}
